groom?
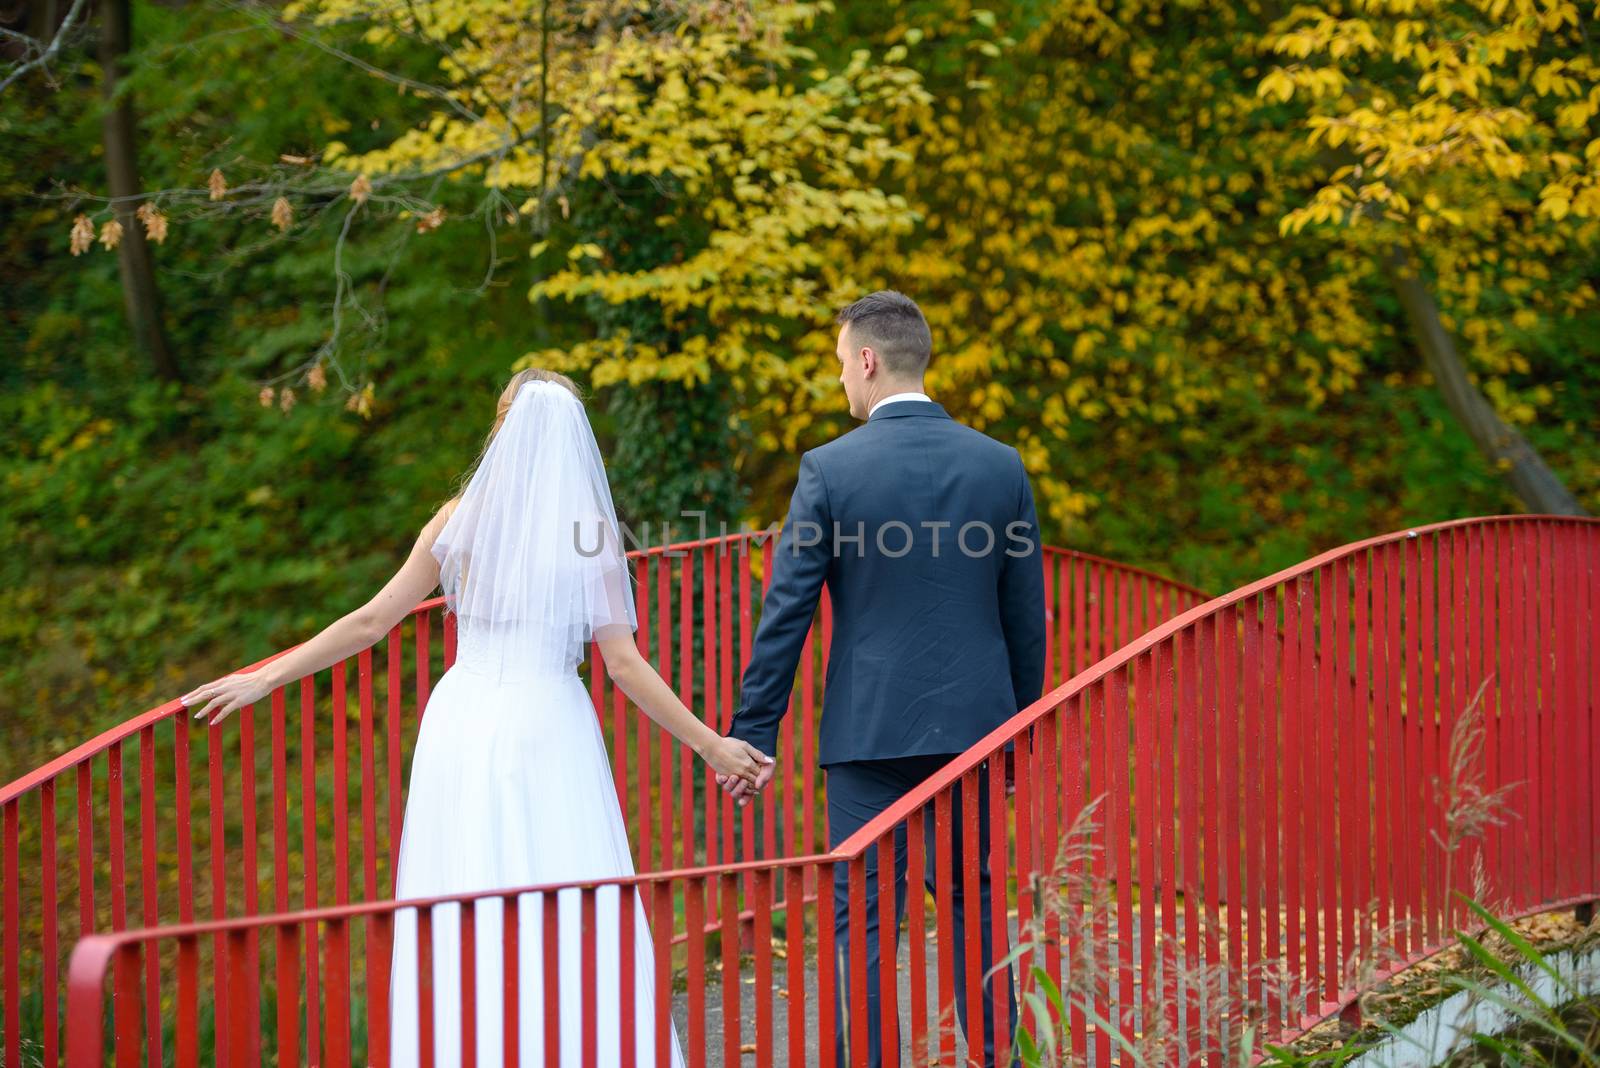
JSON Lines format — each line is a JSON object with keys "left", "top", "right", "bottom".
{"left": 721, "top": 291, "right": 1045, "bottom": 1067}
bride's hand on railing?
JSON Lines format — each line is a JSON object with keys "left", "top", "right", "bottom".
{"left": 701, "top": 736, "right": 773, "bottom": 802}
{"left": 181, "top": 669, "right": 275, "bottom": 727}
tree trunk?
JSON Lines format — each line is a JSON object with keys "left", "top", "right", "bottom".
{"left": 1385, "top": 244, "right": 1586, "bottom": 516}
{"left": 97, "top": 0, "right": 178, "bottom": 382}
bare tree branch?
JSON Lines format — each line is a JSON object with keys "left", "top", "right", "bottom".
{"left": 0, "top": 0, "right": 94, "bottom": 94}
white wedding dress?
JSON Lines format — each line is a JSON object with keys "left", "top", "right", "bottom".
{"left": 387, "top": 380, "right": 686, "bottom": 1068}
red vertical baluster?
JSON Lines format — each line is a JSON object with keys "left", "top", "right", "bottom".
{"left": 1540, "top": 522, "right": 1559, "bottom": 904}
{"left": 277, "top": 921, "right": 301, "bottom": 1068}
{"left": 751, "top": 869, "right": 774, "bottom": 1068}
{"left": 657, "top": 552, "right": 675, "bottom": 873}
{"left": 1073, "top": 555, "right": 1087, "bottom": 680}
{"left": 963, "top": 764, "right": 993, "bottom": 1065}
{"left": 1037, "top": 707, "right": 1063, "bottom": 1053}
{"left": 715, "top": 543, "right": 736, "bottom": 866}
{"left": 686, "top": 877, "right": 706, "bottom": 1068}
{"left": 1260, "top": 596, "right": 1284, "bottom": 1032}
{"left": 582, "top": 888, "right": 598, "bottom": 1068}
{"left": 270, "top": 688, "right": 290, "bottom": 918}
{"left": 875, "top": 829, "right": 899, "bottom": 1068}
{"left": 1063, "top": 691, "right": 1089, "bottom": 1062}
{"left": 2, "top": 798, "right": 17, "bottom": 1068}
{"left": 1405, "top": 536, "right": 1427, "bottom": 947}
{"left": 107, "top": 745, "right": 127, "bottom": 935}
{"left": 502, "top": 896, "right": 520, "bottom": 1068}
{"left": 1451, "top": 528, "right": 1471, "bottom": 928}
{"left": 784, "top": 867, "right": 806, "bottom": 1068}
{"left": 76, "top": 761, "right": 95, "bottom": 940}
{"left": 1419, "top": 536, "right": 1440, "bottom": 946}
{"left": 1353, "top": 552, "right": 1373, "bottom": 964}
{"left": 1316, "top": 564, "right": 1338, "bottom": 1003}
{"left": 419, "top": 908, "right": 436, "bottom": 1068}
{"left": 620, "top": 885, "right": 637, "bottom": 1068}
{"left": 718, "top": 543, "right": 735, "bottom": 863}
{"left": 138, "top": 726, "right": 161, "bottom": 1067}
{"left": 985, "top": 754, "right": 1011, "bottom": 1061}
{"left": 206, "top": 716, "right": 231, "bottom": 1068}
{"left": 846, "top": 855, "right": 870, "bottom": 1068}
{"left": 301, "top": 677, "right": 323, "bottom": 1061}
{"left": 1152, "top": 640, "right": 1179, "bottom": 1055}
{"left": 679, "top": 550, "right": 695, "bottom": 873}
{"left": 932, "top": 789, "right": 958, "bottom": 1066}
{"left": 1087, "top": 562, "right": 1102, "bottom": 669}
{"left": 1057, "top": 555, "right": 1070, "bottom": 685}
{"left": 1086, "top": 679, "right": 1112, "bottom": 1066}
{"left": 652, "top": 882, "right": 673, "bottom": 1068}
{"left": 1328, "top": 559, "right": 1351, "bottom": 990}
{"left": 721, "top": 873, "right": 743, "bottom": 1068}
{"left": 1242, "top": 599, "right": 1264, "bottom": 1013}
{"left": 41, "top": 779, "right": 60, "bottom": 1068}
{"left": 1109, "top": 669, "right": 1136, "bottom": 1048}
{"left": 223, "top": 929, "right": 252, "bottom": 1068}
{"left": 1222, "top": 607, "right": 1245, "bottom": 991}
{"left": 906, "top": 805, "right": 929, "bottom": 1066}
{"left": 635, "top": 556, "right": 654, "bottom": 871}
{"left": 1382, "top": 546, "right": 1408, "bottom": 952}
{"left": 358, "top": 646, "right": 378, "bottom": 900}
{"left": 542, "top": 894, "right": 560, "bottom": 1067}
{"left": 113, "top": 944, "right": 140, "bottom": 1068}
{"left": 702, "top": 547, "right": 719, "bottom": 871}
{"left": 326, "top": 916, "right": 352, "bottom": 1068}
{"left": 175, "top": 933, "right": 199, "bottom": 1068}
{"left": 387, "top": 624, "right": 404, "bottom": 891}
{"left": 747, "top": 542, "right": 770, "bottom": 870}
{"left": 1280, "top": 582, "right": 1304, "bottom": 1005}
{"left": 1292, "top": 575, "right": 1318, "bottom": 1016}
{"left": 1134, "top": 651, "right": 1158, "bottom": 1003}
{"left": 1177, "top": 625, "right": 1202, "bottom": 1045}
{"left": 816, "top": 861, "right": 838, "bottom": 1068}
{"left": 460, "top": 900, "right": 477, "bottom": 1068}
{"left": 333, "top": 661, "right": 350, "bottom": 907}
{"left": 1044, "top": 549, "right": 1057, "bottom": 686}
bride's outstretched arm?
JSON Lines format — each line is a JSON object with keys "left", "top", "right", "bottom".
{"left": 181, "top": 501, "right": 458, "bottom": 726}
{"left": 596, "top": 627, "right": 771, "bottom": 795}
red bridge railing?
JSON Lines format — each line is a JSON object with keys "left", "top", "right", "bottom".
{"left": 2, "top": 534, "right": 1203, "bottom": 1067}
{"left": 55, "top": 515, "right": 1598, "bottom": 1067}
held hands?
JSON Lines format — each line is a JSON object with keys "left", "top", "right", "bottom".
{"left": 704, "top": 736, "right": 776, "bottom": 808}
{"left": 180, "top": 671, "right": 273, "bottom": 726}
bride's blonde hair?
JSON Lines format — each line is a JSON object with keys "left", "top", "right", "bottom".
{"left": 451, "top": 368, "right": 583, "bottom": 501}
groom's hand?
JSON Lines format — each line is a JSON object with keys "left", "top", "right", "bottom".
{"left": 715, "top": 748, "right": 776, "bottom": 806}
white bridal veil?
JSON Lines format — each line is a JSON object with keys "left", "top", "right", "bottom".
{"left": 431, "top": 379, "right": 637, "bottom": 670}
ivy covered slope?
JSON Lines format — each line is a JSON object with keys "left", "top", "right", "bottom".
{"left": 3, "top": 0, "right": 1597, "bottom": 783}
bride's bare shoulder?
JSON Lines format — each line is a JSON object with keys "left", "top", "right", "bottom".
{"left": 418, "top": 496, "right": 462, "bottom": 547}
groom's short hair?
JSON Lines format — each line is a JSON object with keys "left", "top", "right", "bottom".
{"left": 835, "top": 291, "right": 932, "bottom": 377}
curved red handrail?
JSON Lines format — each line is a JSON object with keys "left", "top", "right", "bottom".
{"left": 839, "top": 514, "right": 1597, "bottom": 856}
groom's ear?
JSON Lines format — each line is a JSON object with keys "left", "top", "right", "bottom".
{"left": 859, "top": 345, "right": 878, "bottom": 377}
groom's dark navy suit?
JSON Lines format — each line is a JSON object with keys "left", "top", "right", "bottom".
{"left": 730, "top": 398, "right": 1046, "bottom": 1067}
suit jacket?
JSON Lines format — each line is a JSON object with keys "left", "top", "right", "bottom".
{"left": 729, "top": 399, "right": 1047, "bottom": 766}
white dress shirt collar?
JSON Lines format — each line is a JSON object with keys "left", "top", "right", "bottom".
{"left": 868, "top": 391, "right": 933, "bottom": 417}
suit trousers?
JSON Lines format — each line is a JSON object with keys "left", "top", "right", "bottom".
{"left": 826, "top": 754, "right": 1018, "bottom": 1067}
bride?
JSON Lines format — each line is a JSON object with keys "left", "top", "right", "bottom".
{"left": 181, "top": 368, "right": 771, "bottom": 1067}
